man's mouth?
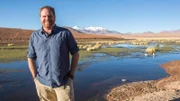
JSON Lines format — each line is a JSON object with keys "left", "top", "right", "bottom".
{"left": 45, "top": 21, "right": 51, "bottom": 24}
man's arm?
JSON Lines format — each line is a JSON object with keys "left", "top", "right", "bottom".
{"left": 27, "top": 58, "right": 37, "bottom": 79}
{"left": 69, "top": 52, "right": 79, "bottom": 79}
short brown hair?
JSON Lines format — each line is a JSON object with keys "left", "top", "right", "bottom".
{"left": 40, "top": 6, "right": 55, "bottom": 16}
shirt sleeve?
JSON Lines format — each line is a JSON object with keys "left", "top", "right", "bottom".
{"left": 67, "top": 30, "right": 79, "bottom": 55}
{"left": 27, "top": 33, "right": 37, "bottom": 60}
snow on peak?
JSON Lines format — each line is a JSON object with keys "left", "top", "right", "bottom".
{"left": 85, "top": 27, "right": 107, "bottom": 31}
{"left": 72, "top": 26, "right": 81, "bottom": 30}
{"left": 73, "top": 26, "right": 107, "bottom": 31}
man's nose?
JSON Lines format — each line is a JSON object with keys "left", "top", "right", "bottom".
{"left": 45, "top": 16, "right": 50, "bottom": 20}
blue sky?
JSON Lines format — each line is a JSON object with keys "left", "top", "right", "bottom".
{"left": 0, "top": 0, "right": 180, "bottom": 33}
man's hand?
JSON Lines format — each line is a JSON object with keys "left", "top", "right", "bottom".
{"left": 68, "top": 71, "right": 74, "bottom": 80}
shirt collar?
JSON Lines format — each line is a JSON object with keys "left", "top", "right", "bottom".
{"left": 40, "top": 24, "right": 57, "bottom": 34}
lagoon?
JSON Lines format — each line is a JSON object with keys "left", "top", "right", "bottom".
{"left": 0, "top": 51, "right": 180, "bottom": 101}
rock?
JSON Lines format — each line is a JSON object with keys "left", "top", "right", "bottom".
{"left": 122, "top": 79, "right": 127, "bottom": 82}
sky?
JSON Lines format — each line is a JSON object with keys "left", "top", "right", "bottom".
{"left": 0, "top": 0, "right": 180, "bottom": 33}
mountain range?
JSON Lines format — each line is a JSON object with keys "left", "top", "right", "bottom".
{"left": 72, "top": 26, "right": 180, "bottom": 35}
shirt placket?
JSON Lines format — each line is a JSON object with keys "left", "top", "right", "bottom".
{"left": 44, "top": 33, "right": 53, "bottom": 87}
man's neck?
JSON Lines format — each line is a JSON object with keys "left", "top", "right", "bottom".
{"left": 43, "top": 24, "right": 55, "bottom": 34}
{"left": 43, "top": 28, "right": 52, "bottom": 34}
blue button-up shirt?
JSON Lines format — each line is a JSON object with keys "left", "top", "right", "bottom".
{"left": 27, "top": 25, "right": 79, "bottom": 88}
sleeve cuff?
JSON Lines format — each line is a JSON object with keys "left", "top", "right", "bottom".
{"left": 70, "top": 47, "right": 79, "bottom": 55}
{"left": 27, "top": 54, "right": 37, "bottom": 60}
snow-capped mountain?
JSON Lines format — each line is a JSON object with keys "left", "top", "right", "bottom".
{"left": 72, "top": 26, "right": 121, "bottom": 34}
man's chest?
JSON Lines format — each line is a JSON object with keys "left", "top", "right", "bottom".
{"left": 33, "top": 34, "right": 67, "bottom": 54}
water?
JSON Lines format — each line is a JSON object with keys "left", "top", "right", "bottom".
{"left": 74, "top": 53, "right": 180, "bottom": 101}
{"left": 112, "top": 44, "right": 146, "bottom": 49}
{"left": 0, "top": 61, "right": 39, "bottom": 101}
{"left": 0, "top": 49, "right": 180, "bottom": 101}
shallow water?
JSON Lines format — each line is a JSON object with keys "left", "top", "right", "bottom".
{"left": 0, "top": 47, "right": 180, "bottom": 101}
{"left": 112, "top": 44, "right": 146, "bottom": 49}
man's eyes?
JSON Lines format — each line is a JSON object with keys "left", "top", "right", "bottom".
{"left": 42, "top": 15, "right": 52, "bottom": 17}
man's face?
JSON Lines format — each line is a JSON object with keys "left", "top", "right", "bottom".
{"left": 40, "top": 8, "right": 55, "bottom": 29}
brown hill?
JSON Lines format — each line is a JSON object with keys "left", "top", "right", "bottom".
{"left": 0, "top": 27, "right": 120, "bottom": 45}
{"left": 0, "top": 27, "right": 33, "bottom": 45}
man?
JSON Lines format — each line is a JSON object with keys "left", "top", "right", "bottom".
{"left": 27, "top": 5, "right": 79, "bottom": 101}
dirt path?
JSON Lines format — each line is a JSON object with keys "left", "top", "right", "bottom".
{"left": 106, "top": 60, "right": 180, "bottom": 101}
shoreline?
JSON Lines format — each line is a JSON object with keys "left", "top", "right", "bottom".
{"left": 105, "top": 60, "right": 180, "bottom": 101}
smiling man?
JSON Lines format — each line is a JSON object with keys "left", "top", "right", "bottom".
{"left": 27, "top": 6, "right": 79, "bottom": 101}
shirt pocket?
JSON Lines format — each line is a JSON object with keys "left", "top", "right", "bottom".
{"left": 50, "top": 38, "right": 64, "bottom": 56}
{"left": 35, "top": 40, "right": 47, "bottom": 56}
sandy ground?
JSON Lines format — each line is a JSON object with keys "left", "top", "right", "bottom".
{"left": 106, "top": 60, "right": 180, "bottom": 101}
